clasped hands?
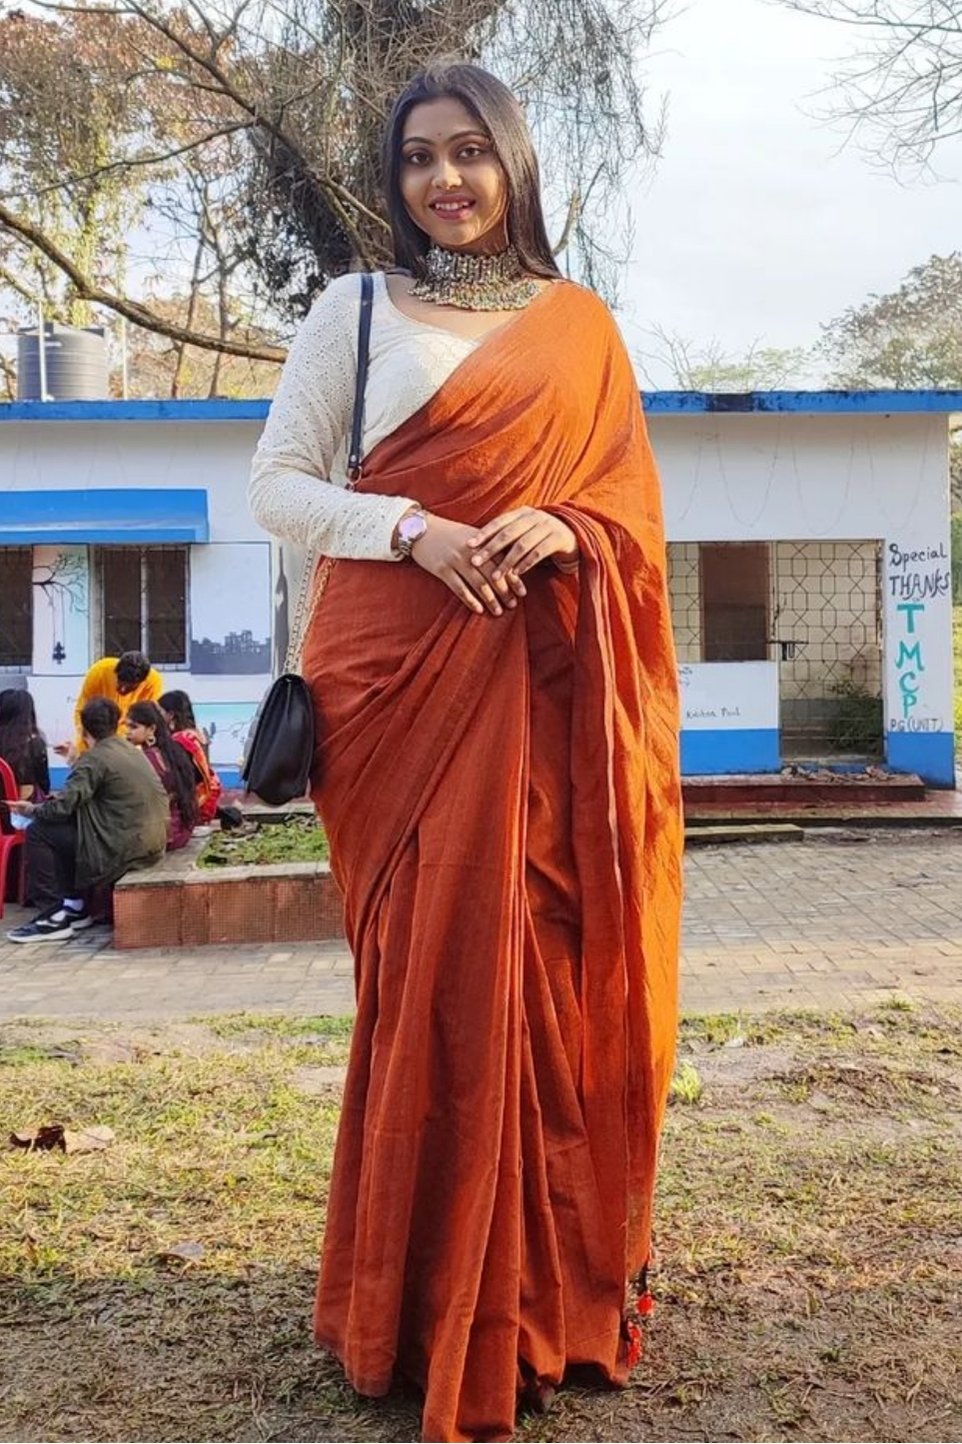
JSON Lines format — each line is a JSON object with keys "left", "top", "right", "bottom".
{"left": 410, "top": 507, "right": 578, "bottom": 616}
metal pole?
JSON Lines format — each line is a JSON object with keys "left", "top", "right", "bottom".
{"left": 37, "top": 301, "right": 48, "bottom": 402}
{"left": 120, "top": 316, "right": 129, "bottom": 399}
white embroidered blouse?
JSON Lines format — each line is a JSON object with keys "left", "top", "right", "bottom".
{"left": 248, "top": 271, "right": 480, "bottom": 562}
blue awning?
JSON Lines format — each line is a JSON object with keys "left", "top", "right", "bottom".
{"left": 0, "top": 489, "right": 209, "bottom": 543}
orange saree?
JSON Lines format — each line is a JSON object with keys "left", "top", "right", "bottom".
{"left": 303, "top": 280, "right": 683, "bottom": 1443}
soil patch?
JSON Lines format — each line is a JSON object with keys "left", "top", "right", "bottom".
{"left": 198, "top": 817, "right": 329, "bottom": 869}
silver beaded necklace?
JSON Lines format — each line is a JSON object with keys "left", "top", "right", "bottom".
{"left": 410, "top": 243, "right": 539, "bottom": 312}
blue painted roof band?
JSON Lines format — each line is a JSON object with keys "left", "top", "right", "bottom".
{"left": 643, "top": 390, "right": 962, "bottom": 414}
{"left": 0, "top": 399, "right": 268, "bottom": 422}
{"left": 0, "top": 488, "right": 210, "bottom": 544}
{"left": 1, "top": 392, "right": 962, "bottom": 423}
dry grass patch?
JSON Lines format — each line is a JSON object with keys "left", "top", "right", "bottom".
{"left": 2, "top": 1007, "right": 961, "bottom": 1442}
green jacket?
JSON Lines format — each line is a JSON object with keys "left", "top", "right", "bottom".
{"left": 35, "top": 735, "right": 168, "bottom": 889}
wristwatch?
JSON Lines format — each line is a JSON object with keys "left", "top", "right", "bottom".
{"left": 396, "top": 508, "right": 428, "bottom": 560}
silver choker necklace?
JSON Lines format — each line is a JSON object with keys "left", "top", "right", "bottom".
{"left": 410, "top": 243, "right": 539, "bottom": 312}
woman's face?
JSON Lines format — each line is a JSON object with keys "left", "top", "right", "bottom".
{"left": 399, "top": 97, "right": 509, "bottom": 255}
{"left": 124, "top": 718, "right": 152, "bottom": 748}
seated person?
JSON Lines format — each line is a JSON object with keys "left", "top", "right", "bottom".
{"left": 5, "top": 698, "right": 168, "bottom": 944}
{"left": 59, "top": 651, "right": 165, "bottom": 759}
{"left": 124, "top": 702, "right": 198, "bottom": 851}
{"left": 0, "top": 689, "right": 50, "bottom": 801}
{"left": 158, "top": 690, "right": 223, "bottom": 824}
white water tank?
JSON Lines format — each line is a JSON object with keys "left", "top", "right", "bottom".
{"left": 17, "top": 322, "right": 108, "bottom": 400}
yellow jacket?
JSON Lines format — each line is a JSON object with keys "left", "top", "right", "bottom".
{"left": 74, "top": 657, "right": 165, "bottom": 748}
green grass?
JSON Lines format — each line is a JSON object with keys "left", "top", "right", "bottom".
{"left": 667, "top": 1059, "right": 703, "bottom": 1105}
{"left": 200, "top": 1012, "right": 354, "bottom": 1039}
{"left": 0, "top": 1043, "right": 60, "bottom": 1067}
{"left": 198, "top": 816, "right": 329, "bottom": 869}
{"left": 2, "top": 1006, "right": 961, "bottom": 1441}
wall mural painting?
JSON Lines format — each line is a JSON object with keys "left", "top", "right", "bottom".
{"left": 190, "top": 543, "right": 272, "bottom": 675}
{"left": 192, "top": 700, "right": 261, "bottom": 771}
{"left": 886, "top": 540, "right": 951, "bottom": 736}
{"left": 31, "top": 546, "right": 89, "bottom": 675}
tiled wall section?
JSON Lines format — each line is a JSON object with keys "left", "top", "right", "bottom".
{"left": 667, "top": 539, "right": 881, "bottom": 703}
{"left": 774, "top": 541, "right": 882, "bottom": 701}
{"left": 667, "top": 542, "right": 701, "bottom": 662}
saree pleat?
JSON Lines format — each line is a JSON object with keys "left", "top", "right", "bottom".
{"left": 303, "top": 281, "right": 682, "bottom": 1442}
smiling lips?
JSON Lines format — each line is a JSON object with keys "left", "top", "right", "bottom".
{"left": 430, "top": 197, "right": 475, "bottom": 218}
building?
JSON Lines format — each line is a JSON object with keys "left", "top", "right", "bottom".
{"left": 1, "top": 391, "right": 958, "bottom": 787}
{"left": 650, "top": 391, "right": 958, "bottom": 787}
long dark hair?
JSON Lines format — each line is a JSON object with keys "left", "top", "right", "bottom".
{"left": 0, "top": 689, "right": 42, "bottom": 780}
{"left": 383, "top": 62, "right": 562, "bottom": 283}
{"left": 126, "top": 701, "right": 198, "bottom": 829}
{"left": 158, "top": 689, "right": 197, "bottom": 734}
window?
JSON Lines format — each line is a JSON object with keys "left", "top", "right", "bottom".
{"left": 96, "top": 547, "right": 188, "bottom": 665}
{"left": 0, "top": 548, "right": 33, "bottom": 668}
{"left": 701, "top": 543, "right": 770, "bottom": 662}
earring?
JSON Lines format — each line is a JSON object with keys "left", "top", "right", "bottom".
{"left": 146, "top": 733, "right": 156, "bottom": 746}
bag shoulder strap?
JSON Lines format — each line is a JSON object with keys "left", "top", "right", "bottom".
{"left": 283, "top": 271, "right": 373, "bottom": 675}
{"left": 347, "top": 271, "right": 373, "bottom": 483}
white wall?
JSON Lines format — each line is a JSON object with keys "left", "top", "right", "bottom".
{"left": 649, "top": 413, "right": 947, "bottom": 542}
{"left": 2, "top": 420, "right": 264, "bottom": 544}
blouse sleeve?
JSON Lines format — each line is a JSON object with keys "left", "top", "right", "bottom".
{"left": 248, "top": 273, "right": 417, "bottom": 562}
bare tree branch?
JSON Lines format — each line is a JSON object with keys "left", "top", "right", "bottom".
{"left": 21, "top": 122, "right": 257, "bottom": 201}
{"left": 2, "top": 0, "right": 676, "bottom": 370}
{"left": 0, "top": 198, "right": 285, "bottom": 361}
{"left": 773, "top": 0, "right": 962, "bottom": 167}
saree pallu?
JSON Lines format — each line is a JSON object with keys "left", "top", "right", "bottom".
{"left": 172, "top": 730, "right": 222, "bottom": 823}
{"left": 303, "top": 281, "right": 683, "bottom": 1443}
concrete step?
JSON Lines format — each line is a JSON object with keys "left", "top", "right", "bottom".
{"left": 684, "top": 822, "right": 804, "bottom": 847}
{"left": 683, "top": 773, "right": 926, "bottom": 805}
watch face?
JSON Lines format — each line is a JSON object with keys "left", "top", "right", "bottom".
{"left": 400, "top": 514, "right": 428, "bottom": 543}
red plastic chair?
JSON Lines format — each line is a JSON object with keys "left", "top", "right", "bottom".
{"left": 0, "top": 756, "right": 28, "bottom": 917}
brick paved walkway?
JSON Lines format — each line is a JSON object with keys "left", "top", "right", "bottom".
{"left": 2, "top": 832, "right": 961, "bottom": 1021}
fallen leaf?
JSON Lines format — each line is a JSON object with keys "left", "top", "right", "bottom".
{"left": 62, "top": 1125, "right": 115, "bottom": 1154}
{"left": 158, "top": 1240, "right": 205, "bottom": 1265}
{"left": 9, "top": 1123, "right": 116, "bottom": 1153}
{"left": 9, "top": 1124, "right": 66, "bottom": 1151}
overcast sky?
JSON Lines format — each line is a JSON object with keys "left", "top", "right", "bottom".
{"left": 620, "top": 0, "right": 962, "bottom": 384}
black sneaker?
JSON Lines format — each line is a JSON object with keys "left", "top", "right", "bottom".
{"left": 62, "top": 903, "right": 93, "bottom": 933}
{"left": 7, "top": 909, "right": 76, "bottom": 944}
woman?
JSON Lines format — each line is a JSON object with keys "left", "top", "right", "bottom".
{"left": 158, "top": 690, "right": 222, "bottom": 824}
{"left": 0, "top": 689, "right": 50, "bottom": 801}
{"left": 249, "top": 61, "right": 682, "bottom": 1443}
{"left": 123, "top": 702, "right": 198, "bottom": 851}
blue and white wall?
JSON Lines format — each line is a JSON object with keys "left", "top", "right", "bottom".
{"left": 677, "top": 661, "right": 780, "bottom": 775}
{"left": 2, "top": 394, "right": 958, "bottom": 788}
{"left": 1, "top": 404, "right": 269, "bottom": 785}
